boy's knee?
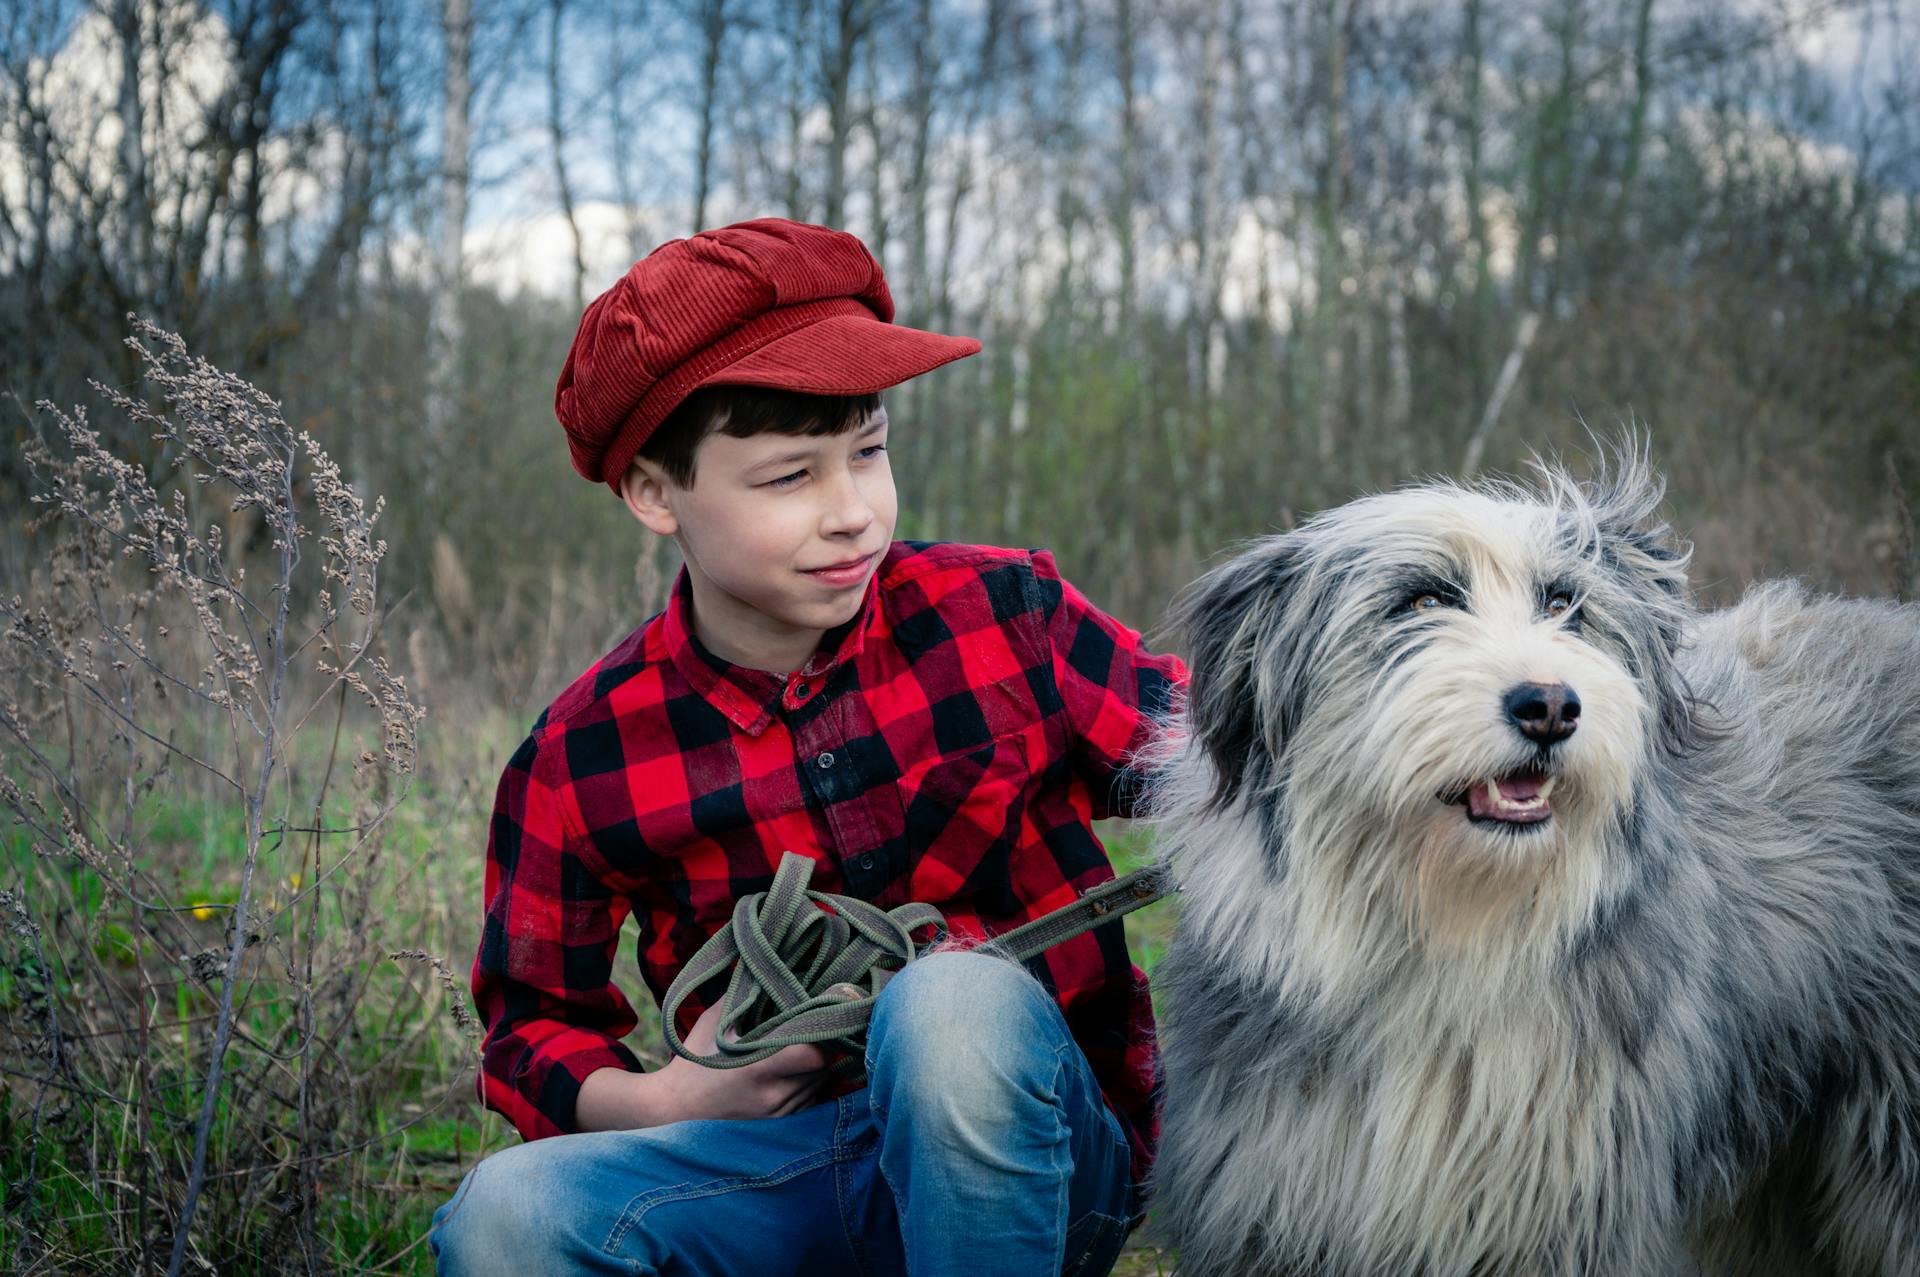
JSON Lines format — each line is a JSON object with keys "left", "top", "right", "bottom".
{"left": 867, "top": 950, "right": 1068, "bottom": 1097}
{"left": 430, "top": 1137, "right": 618, "bottom": 1274}
{"left": 880, "top": 949, "right": 1054, "bottom": 1039}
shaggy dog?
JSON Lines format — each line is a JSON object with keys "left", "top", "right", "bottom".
{"left": 1144, "top": 450, "right": 1920, "bottom": 1276}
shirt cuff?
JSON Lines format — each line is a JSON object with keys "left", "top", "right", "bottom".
{"left": 491, "top": 1031, "right": 648, "bottom": 1141}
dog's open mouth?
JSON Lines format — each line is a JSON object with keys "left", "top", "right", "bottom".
{"left": 1444, "top": 769, "right": 1556, "bottom": 827}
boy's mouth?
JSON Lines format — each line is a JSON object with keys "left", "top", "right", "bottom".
{"left": 801, "top": 552, "right": 875, "bottom": 586}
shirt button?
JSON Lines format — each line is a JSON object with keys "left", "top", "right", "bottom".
{"left": 793, "top": 681, "right": 810, "bottom": 698}
{"left": 859, "top": 854, "right": 875, "bottom": 870}
{"left": 816, "top": 752, "right": 836, "bottom": 770}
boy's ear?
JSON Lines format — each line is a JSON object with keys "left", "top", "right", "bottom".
{"left": 620, "top": 458, "right": 680, "bottom": 537}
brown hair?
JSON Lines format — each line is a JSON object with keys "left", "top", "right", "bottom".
{"left": 636, "top": 385, "right": 883, "bottom": 488}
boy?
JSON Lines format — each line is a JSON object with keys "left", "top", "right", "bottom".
{"left": 429, "top": 218, "right": 1186, "bottom": 1276}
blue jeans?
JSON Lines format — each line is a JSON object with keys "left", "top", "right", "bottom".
{"left": 429, "top": 950, "right": 1136, "bottom": 1276}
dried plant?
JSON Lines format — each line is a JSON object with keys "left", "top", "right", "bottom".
{"left": 0, "top": 319, "right": 473, "bottom": 1275}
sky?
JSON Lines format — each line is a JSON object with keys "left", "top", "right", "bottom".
{"left": 3, "top": 0, "right": 1912, "bottom": 312}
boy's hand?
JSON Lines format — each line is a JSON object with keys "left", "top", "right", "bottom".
{"left": 577, "top": 999, "right": 834, "bottom": 1130}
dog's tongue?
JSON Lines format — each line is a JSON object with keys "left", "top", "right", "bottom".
{"left": 1466, "top": 773, "right": 1553, "bottom": 823}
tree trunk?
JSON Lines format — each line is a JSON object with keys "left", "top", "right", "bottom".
{"left": 1314, "top": 0, "right": 1349, "bottom": 466}
{"left": 429, "top": 0, "right": 472, "bottom": 468}
{"left": 905, "top": 0, "right": 934, "bottom": 321}
{"left": 863, "top": 33, "right": 888, "bottom": 261}
{"left": 1385, "top": 278, "right": 1412, "bottom": 441}
{"left": 692, "top": 0, "right": 729, "bottom": 231}
{"left": 548, "top": 0, "right": 586, "bottom": 311}
{"left": 821, "top": 0, "right": 871, "bottom": 227}
{"left": 1109, "top": 0, "right": 1142, "bottom": 573}
{"left": 783, "top": 0, "right": 813, "bottom": 219}
{"left": 1462, "top": 0, "right": 1493, "bottom": 417}
{"left": 1114, "top": 0, "right": 1139, "bottom": 335}
{"left": 114, "top": 0, "right": 149, "bottom": 299}
{"left": 933, "top": 0, "right": 1000, "bottom": 333}
{"left": 1605, "top": 0, "right": 1657, "bottom": 266}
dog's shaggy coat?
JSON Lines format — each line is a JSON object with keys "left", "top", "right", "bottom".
{"left": 1145, "top": 452, "right": 1920, "bottom": 1276}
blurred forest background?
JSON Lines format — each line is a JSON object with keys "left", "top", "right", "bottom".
{"left": 1, "top": 0, "right": 1917, "bottom": 1271}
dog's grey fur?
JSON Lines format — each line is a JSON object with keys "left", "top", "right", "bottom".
{"left": 1144, "top": 449, "right": 1920, "bottom": 1276}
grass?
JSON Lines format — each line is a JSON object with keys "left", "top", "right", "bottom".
{"left": 0, "top": 755, "right": 500, "bottom": 1272}
{"left": 1, "top": 735, "right": 1183, "bottom": 1273}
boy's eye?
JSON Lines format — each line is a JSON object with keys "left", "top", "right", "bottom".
{"left": 856, "top": 443, "right": 887, "bottom": 460}
{"left": 766, "top": 469, "right": 807, "bottom": 488}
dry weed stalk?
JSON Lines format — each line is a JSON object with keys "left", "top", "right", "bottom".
{"left": 0, "top": 319, "right": 470, "bottom": 1275}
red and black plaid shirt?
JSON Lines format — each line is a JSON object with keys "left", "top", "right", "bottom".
{"left": 471, "top": 540, "right": 1186, "bottom": 1202}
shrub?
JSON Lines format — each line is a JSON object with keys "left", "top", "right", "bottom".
{"left": 0, "top": 319, "right": 470, "bottom": 1274}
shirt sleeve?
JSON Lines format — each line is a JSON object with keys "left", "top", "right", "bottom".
{"left": 1030, "top": 549, "right": 1190, "bottom": 820}
{"left": 471, "top": 726, "right": 645, "bottom": 1141}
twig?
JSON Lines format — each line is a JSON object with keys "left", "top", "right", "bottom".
{"left": 1462, "top": 310, "right": 1541, "bottom": 479}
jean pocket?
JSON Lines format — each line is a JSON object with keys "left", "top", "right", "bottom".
{"left": 1060, "top": 1208, "right": 1130, "bottom": 1277}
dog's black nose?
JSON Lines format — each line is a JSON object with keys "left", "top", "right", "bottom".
{"left": 1504, "top": 682, "right": 1580, "bottom": 745}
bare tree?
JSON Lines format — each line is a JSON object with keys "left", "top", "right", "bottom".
{"left": 903, "top": 0, "right": 936, "bottom": 320}
{"left": 549, "top": 0, "right": 587, "bottom": 311}
{"left": 1605, "top": 0, "right": 1660, "bottom": 264}
{"left": 1111, "top": 0, "right": 1141, "bottom": 335}
{"left": 691, "top": 0, "right": 731, "bottom": 231}
{"left": 1312, "top": 0, "right": 1351, "bottom": 465}
{"left": 783, "top": 0, "right": 816, "bottom": 217}
{"left": 428, "top": 0, "right": 472, "bottom": 468}
{"left": 863, "top": 21, "right": 889, "bottom": 261}
{"left": 821, "top": 0, "right": 879, "bottom": 227}
{"left": 112, "top": 0, "right": 149, "bottom": 299}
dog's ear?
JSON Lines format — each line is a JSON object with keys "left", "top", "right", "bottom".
{"left": 1573, "top": 440, "right": 1712, "bottom": 756}
{"left": 1534, "top": 433, "right": 1692, "bottom": 604}
{"left": 1588, "top": 445, "right": 1691, "bottom": 604}
{"left": 1174, "top": 534, "right": 1306, "bottom": 808}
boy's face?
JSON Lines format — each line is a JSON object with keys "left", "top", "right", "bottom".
{"left": 622, "top": 405, "right": 897, "bottom": 672}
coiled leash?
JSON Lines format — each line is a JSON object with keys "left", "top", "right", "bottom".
{"left": 661, "top": 850, "right": 1176, "bottom": 1083}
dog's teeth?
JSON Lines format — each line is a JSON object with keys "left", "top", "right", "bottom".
{"left": 1538, "top": 777, "right": 1556, "bottom": 800}
{"left": 1486, "top": 779, "right": 1503, "bottom": 804}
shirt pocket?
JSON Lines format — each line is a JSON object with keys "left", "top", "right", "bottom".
{"left": 893, "top": 730, "right": 1034, "bottom": 917}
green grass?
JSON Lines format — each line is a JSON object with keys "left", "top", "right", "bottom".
{"left": 1, "top": 758, "right": 1182, "bottom": 1273}
{"left": 1104, "top": 820, "right": 1181, "bottom": 981}
{"left": 0, "top": 761, "right": 500, "bottom": 1273}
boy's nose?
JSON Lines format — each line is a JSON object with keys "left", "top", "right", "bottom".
{"left": 819, "top": 477, "right": 875, "bottom": 534}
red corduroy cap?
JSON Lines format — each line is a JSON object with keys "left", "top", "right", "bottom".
{"left": 554, "top": 217, "right": 981, "bottom": 493}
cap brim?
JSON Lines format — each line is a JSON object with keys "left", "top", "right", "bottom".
{"left": 693, "top": 314, "right": 981, "bottom": 396}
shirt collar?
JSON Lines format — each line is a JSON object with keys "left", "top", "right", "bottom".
{"left": 657, "top": 563, "right": 880, "bottom": 735}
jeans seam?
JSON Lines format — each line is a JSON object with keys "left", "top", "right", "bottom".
{"left": 835, "top": 1094, "right": 882, "bottom": 1277}
{"left": 428, "top": 1160, "right": 479, "bottom": 1245}
{"left": 1067, "top": 1042, "right": 1133, "bottom": 1267}
{"left": 1100, "top": 1098, "right": 1131, "bottom": 1216}
{"left": 601, "top": 1140, "right": 859, "bottom": 1255}
{"left": 1048, "top": 1040, "right": 1074, "bottom": 1274}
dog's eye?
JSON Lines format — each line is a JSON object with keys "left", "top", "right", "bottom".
{"left": 1398, "top": 581, "right": 1463, "bottom": 616}
{"left": 1545, "top": 593, "right": 1575, "bottom": 618}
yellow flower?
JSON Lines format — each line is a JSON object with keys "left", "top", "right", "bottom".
{"left": 288, "top": 873, "right": 302, "bottom": 889}
{"left": 191, "top": 902, "right": 217, "bottom": 921}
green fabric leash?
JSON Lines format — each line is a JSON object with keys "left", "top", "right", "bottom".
{"left": 660, "top": 850, "right": 1177, "bottom": 1081}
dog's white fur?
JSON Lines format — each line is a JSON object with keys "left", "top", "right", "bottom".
{"left": 1145, "top": 449, "right": 1920, "bottom": 1276}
